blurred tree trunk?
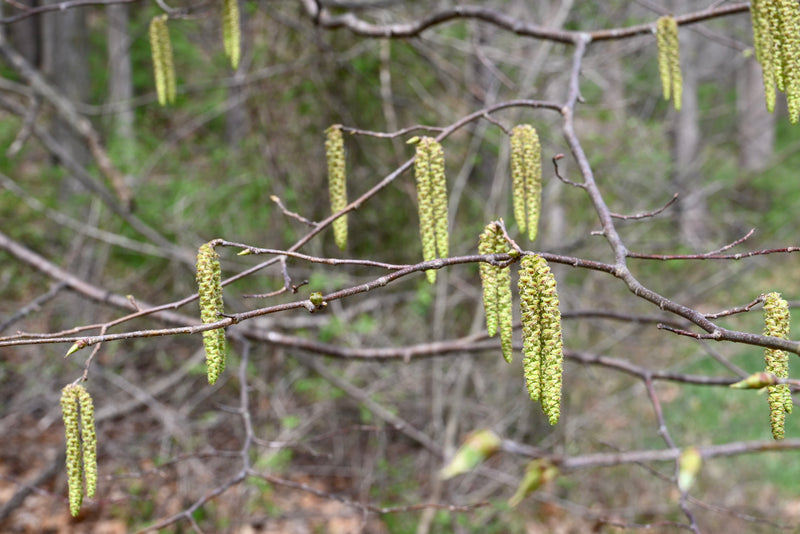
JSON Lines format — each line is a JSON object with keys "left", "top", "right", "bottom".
{"left": 42, "top": 0, "right": 91, "bottom": 176}
{"left": 737, "top": 58, "right": 775, "bottom": 172}
{"left": 107, "top": 3, "right": 135, "bottom": 168}
{"left": 6, "top": 0, "right": 40, "bottom": 65}
{"left": 670, "top": 2, "right": 707, "bottom": 249}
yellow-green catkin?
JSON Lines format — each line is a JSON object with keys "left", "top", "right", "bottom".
{"left": 519, "top": 255, "right": 563, "bottom": 425}
{"left": 763, "top": 292, "right": 792, "bottom": 439}
{"left": 750, "top": 0, "right": 800, "bottom": 121}
{"left": 656, "top": 15, "right": 682, "bottom": 111}
{"left": 478, "top": 222, "right": 513, "bottom": 363}
{"left": 779, "top": 0, "right": 800, "bottom": 123}
{"left": 325, "top": 125, "right": 348, "bottom": 250}
{"left": 429, "top": 139, "right": 449, "bottom": 259}
{"left": 60, "top": 384, "right": 97, "bottom": 516}
{"left": 222, "top": 0, "right": 241, "bottom": 69}
{"left": 414, "top": 137, "right": 448, "bottom": 283}
{"left": 752, "top": 0, "right": 777, "bottom": 112}
{"left": 509, "top": 125, "right": 542, "bottom": 242}
{"left": 149, "top": 15, "right": 176, "bottom": 106}
{"left": 197, "top": 242, "right": 226, "bottom": 384}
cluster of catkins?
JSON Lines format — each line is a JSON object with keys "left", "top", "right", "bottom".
{"left": 60, "top": 384, "right": 97, "bottom": 517}
{"left": 197, "top": 242, "right": 227, "bottom": 384}
{"left": 478, "top": 222, "right": 514, "bottom": 364}
{"left": 510, "top": 125, "right": 542, "bottom": 242}
{"left": 763, "top": 292, "right": 792, "bottom": 439}
{"left": 413, "top": 137, "right": 450, "bottom": 283}
{"left": 656, "top": 15, "right": 683, "bottom": 111}
{"left": 149, "top": 0, "right": 241, "bottom": 106}
{"left": 751, "top": 0, "right": 800, "bottom": 122}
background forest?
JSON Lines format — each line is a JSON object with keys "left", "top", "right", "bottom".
{"left": 2, "top": 1, "right": 800, "bottom": 533}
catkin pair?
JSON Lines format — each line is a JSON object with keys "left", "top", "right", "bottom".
{"left": 510, "top": 125, "right": 542, "bottom": 242}
{"left": 656, "top": 15, "right": 683, "bottom": 111}
{"left": 750, "top": 0, "right": 800, "bottom": 122}
{"left": 60, "top": 384, "right": 97, "bottom": 517}
{"left": 413, "top": 137, "right": 449, "bottom": 283}
{"left": 325, "top": 125, "right": 348, "bottom": 250}
{"left": 197, "top": 242, "right": 226, "bottom": 384}
{"left": 763, "top": 292, "right": 792, "bottom": 440}
{"left": 519, "top": 255, "right": 563, "bottom": 425}
{"left": 478, "top": 222, "right": 513, "bottom": 363}
{"left": 222, "top": 0, "right": 241, "bottom": 69}
{"left": 149, "top": 15, "right": 176, "bottom": 106}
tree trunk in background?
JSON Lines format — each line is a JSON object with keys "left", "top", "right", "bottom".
{"left": 670, "top": 5, "right": 707, "bottom": 250}
{"left": 737, "top": 58, "right": 775, "bottom": 172}
{"left": 6, "top": 0, "right": 40, "bottom": 65}
{"left": 225, "top": 0, "right": 251, "bottom": 148}
{"left": 42, "top": 1, "right": 91, "bottom": 175}
{"left": 107, "top": 3, "right": 135, "bottom": 168}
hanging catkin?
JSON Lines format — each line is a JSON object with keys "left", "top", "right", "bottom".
{"left": 413, "top": 137, "right": 449, "bottom": 283}
{"left": 478, "top": 222, "right": 513, "bottom": 363}
{"left": 763, "top": 292, "right": 792, "bottom": 439}
{"left": 149, "top": 15, "right": 176, "bottom": 106}
{"left": 197, "top": 242, "right": 226, "bottom": 384}
{"left": 60, "top": 384, "right": 97, "bottom": 516}
{"left": 509, "top": 125, "right": 542, "bottom": 242}
{"left": 325, "top": 125, "right": 348, "bottom": 250}
{"left": 519, "top": 255, "right": 563, "bottom": 425}
{"left": 222, "top": 0, "right": 241, "bottom": 69}
{"left": 656, "top": 15, "right": 682, "bottom": 111}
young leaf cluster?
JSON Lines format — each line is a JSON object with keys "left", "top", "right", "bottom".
{"left": 656, "top": 15, "right": 683, "bottom": 111}
{"left": 519, "top": 255, "right": 563, "bottom": 425}
{"left": 509, "top": 125, "right": 542, "bottom": 241}
{"left": 478, "top": 222, "right": 513, "bottom": 363}
{"left": 197, "top": 242, "right": 226, "bottom": 384}
{"left": 751, "top": 0, "right": 800, "bottom": 122}
{"left": 326, "top": 125, "right": 348, "bottom": 251}
{"left": 60, "top": 384, "right": 97, "bottom": 517}
{"left": 413, "top": 137, "right": 449, "bottom": 283}
{"left": 763, "top": 292, "right": 792, "bottom": 440}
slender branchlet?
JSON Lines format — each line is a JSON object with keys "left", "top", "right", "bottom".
{"left": 60, "top": 384, "right": 97, "bottom": 516}
{"left": 519, "top": 255, "right": 563, "bottom": 425}
{"left": 656, "top": 15, "right": 682, "bottom": 111}
{"left": 149, "top": 15, "right": 176, "bottom": 106}
{"left": 222, "top": 0, "right": 241, "bottom": 69}
{"left": 197, "top": 242, "right": 226, "bottom": 384}
{"left": 325, "top": 125, "right": 348, "bottom": 251}
{"left": 509, "top": 125, "right": 542, "bottom": 242}
{"left": 413, "top": 137, "right": 449, "bottom": 283}
{"left": 477, "top": 222, "right": 513, "bottom": 363}
{"left": 763, "top": 292, "right": 792, "bottom": 439}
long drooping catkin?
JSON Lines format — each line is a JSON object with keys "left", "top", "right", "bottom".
{"left": 326, "top": 125, "right": 348, "bottom": 250}
{"left": 197, "top": 242, "right": 226, "bottom": 384}
{"left": 414, "top": 137, "right": 449, "bottom": 283}
{"left": 519, "top": 255, "right": 563, "bottom": 425}
{"left": 222, "top": 0, "right": 241, "bottom": 69}
{"left": 149, "top": 15, "right": 176, "bottom": 106}
{"left": 763, "top": 292, "right": 792, "bottom": 439}
{"left": 60, "top": 384, "right": 97, "bottom": 516}
{"left": 478, "top": 222, "right": 513, "bottom": 363}
{"left": 656, "top": 15, "right": 682, "bottom": 111}
{"left": 509, "top": 125, "right": 542, "bottom": 242}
